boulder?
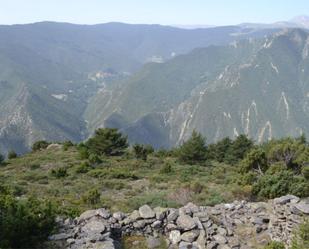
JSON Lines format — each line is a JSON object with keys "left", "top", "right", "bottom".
{"left": 139, "top": 205, "right": 156, "bottom": 219}
{"left": 274, "top": 195, "right": 300, "bottom": 205}
{"left": 294, "top": 201, "right": 309, "bottom": 214}
{"left": 177, "top": 215, "right": 197, "bottom": 231}
{"left": 180, "top": 230, "right": 200, "bottom": 242}
{"left": 78, "top": 209, "right": 97, "bottom": 223}
{"left": 213, "top": 234, "right": 228, "bottom": 244}
{"left": 169, "top": 230, "right": 181, "bottom": 244}
{"left": 81, "top": 220, "right": 106, "bottom": 234}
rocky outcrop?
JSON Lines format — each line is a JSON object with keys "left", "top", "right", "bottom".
{"left": 49, "top": 195, "right": 309, "bottom": 249}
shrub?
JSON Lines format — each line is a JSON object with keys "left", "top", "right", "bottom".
{"left": 302, "top": 166, "right": 309, "bottom": 180}
{"left": 252, "top": 170, "right": 309, "bottom": 198}
{"left": 86, "top": 128, "right": 128, "bottom": 156}
{"left": 133, "top": 144, "right": 152, "bottom": 161}
{"left": 225, "top": 134, "right": 253, "bottom": 164}
{"left": 88, "top": 153, "right": 102, "bottom": 165}
{"left": 263, "top": 241, "right": 285, "bottom": 249}
{"left": 291, "top": 219, "right": 309, "bottom": 249}
{"left": 51, "top": 167, "right": 68, "bottom": 178}
{"left": 0, "top": 186, "right": 56, "bottom": 248}
{"left": 75, "top": 162, "right": 91, "bottom": 174}
{"left": 159, "top": 161, "right": 173, "bottom": 174}
{"left": 32, "top": 140, "right": 50, "bottom": 152}
{"left": 0, "top": 153, "right": 4, "bottom": 165}
{"left": 177, "top": 130, "right": 207, "bottom": 164}
{"left": 240, "top": 148, "right": 268, "bottom": 174}
{"left": 7, "top": 150, "right": 17, "bottom": 159}
{"left": 77, "top": 144, "right": 89, "bottom": 160}
{"left": 82, "top": 189, "right": 101, "bottom": 205}
{"left": 63, "top": 140, "right": 74, "bottom": 151}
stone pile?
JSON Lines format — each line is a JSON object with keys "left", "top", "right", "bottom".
{"left": 49, "top": 195, "right": 309, "bottom": 249}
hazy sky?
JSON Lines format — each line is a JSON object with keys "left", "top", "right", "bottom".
{"left": 0, "top": 0, "right": 309, "bottom": 26}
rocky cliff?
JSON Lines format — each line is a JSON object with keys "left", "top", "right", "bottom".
{"left": 49, "top": 195, "right": 309, "bottom": 249}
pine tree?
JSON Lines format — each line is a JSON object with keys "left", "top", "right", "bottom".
{"left": 86, "top": 128, "right": 128, "bottom": 156}
{"left": 177, "top": 130, "right": 207, "bottom": 164}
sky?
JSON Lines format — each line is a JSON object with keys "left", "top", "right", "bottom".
{"left": 0, "top": 0, "right": 309, "bottom": 26}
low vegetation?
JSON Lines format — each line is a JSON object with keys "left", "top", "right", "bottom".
{"left": 0, "top": 128, "right": 308, "bottom": 248}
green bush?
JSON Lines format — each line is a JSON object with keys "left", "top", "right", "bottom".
{"left": 252, "top": 170, "right": 309, "bottom": 198}
{"left": 133, "top": 144, "right": 153, "bottom": 161}
{"left": 82, "top": 189, "right": 101, "bottom": 205}
{"left": 177, "top": 130, "right": 207, "bottom": 164}
{"left": 302, "top": 166, "right": 309, "bottom": 180}
{"left": 0, "top": 185, "right": 56, "bottom": 248}
{"left": 62, "top": 140, "right": 74, "bottom": 151}
{"left": 77, "top": 143, "right": 89, "bottom": 160}
{"left": 291, "top": 220, "right": 309, "bottom": 249}
{"left": 51, "top": 167, "right": 68, "bottom": 178}
{"left": 86, "top": 128, "right": 128, "bottom": 156}
{"left": 88, "top": 153, "right": 102, "bottom": 165}
{"left": 7, "top": 150, "right": 17, "bottom": 159}
{"left": 263, "top": 241, "right": 285, "bottom": 249}
{"left": 0, "top": 153, "right": 4, "bottom": 165}
{"left": 75, "top": 162, "right": 91, "bottom": 174}
{"left": 32, "top": 140, "right": 50, "bottom": 152}
{"left": 159, "top": 161, "right": 173, "bottom": 174}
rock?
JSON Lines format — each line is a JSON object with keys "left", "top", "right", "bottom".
{"left": 139, "top": 205, "right": 156, "bottom": 219}
{"left": 169, "top": 230, "right": 181, "bottom": 244}
{"left": 207, "top": 241, "right": 219, "bottom": 249}
{"left": 214, "top": 234, "right": 228, "bottom": 244}
{"left": 92, "top": 241, "right": 116, "bottom": 249}
{"left": 274, "top": 195, "right": 300, "bottom": 205}
{"left": 147, "top": 236, "right": 162, "bottom": 248}
{"left": 179, "top": 241, "right": 197, "bottom": 249}
{"left": 167, "top": 209, "right": 179, "bottom": 222}
{"left": 130, "top": 210, "right": 141, "bottom": 221}
{"left": 113, "top": 212, "right": 126, "bottom": 221}
{"left": 97, "top": 208, "right": 111, "bottom": 219}
{"left": 48, "top": 233, "right": 70, "bottom": 241}
{"left": 217, "top": 227, "right": 227, "bottom": 236}
{"left": 180, "top": 230, "right": 200, "bottom": 242}
{"left": 154, "top": 207, "right": 167, "bottom": 220}
{"left": 152, "top": 220, "right": 162, "bottom": 228}
{"left": 46, "top": 143, "right": 62, "bottom": 150}
{"left": 177, "top": 215, "right": 197, "bottom": 231}
{"left": 81, "top": 220, "right": 106, "bottom": 234}
{"left": 294, "top": 201, "right": 309, "bottom": 214}
{"left": 78, "top": 209, "right": 97, "bottom": 223}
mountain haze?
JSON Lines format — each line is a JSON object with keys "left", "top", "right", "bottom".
{"left": 0, "top": 22, "right": 278, "bottom": 153}
{"left": 91, "top": 29, "right": 309, "bottom": 148}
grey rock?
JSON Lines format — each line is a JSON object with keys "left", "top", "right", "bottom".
{"left": 154, "top": 207, "right": 167, "bottom": 220}
{"left": 49, "top": 233, "right": 70, "bottom": 241}
{"left": 139, "top": 205, "right": 156, "bottom": 219}
{"left": 81, "top": 220, "right": 106, "bottom": 234}
{"left": 113, "top": 212, "right": 126, "bottom": 221}
{"left": 97, "top": 208, "right": 111, "bottom": 219}
{"left": 274, "top": 195, "right": 300, "bottom": 205}
{"left": 214, "top": 234, "right": 227, "bottom": 244}
{"left": 181, "top": 230, "right": 200, "bottom": 242}
{"left": 168, "top": 209, "right": 179, "bottom": 222}
{"left": 177, "top": 215, "right": 197, "bottom": 231}
{"left": 152, "top": 220, "right": 162, "bottom": 228}
{"left": 169, "top": 230, "right": 181, "bottom": 244}
{"left": 294, "top": 201, "right": 309, "bottom": 214}
{"left": 78, "top": 210, "right": 97, "bottom": 223}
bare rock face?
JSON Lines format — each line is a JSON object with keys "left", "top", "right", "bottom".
{"left": 49, "top": 195, "right": 309, "bottom": 249}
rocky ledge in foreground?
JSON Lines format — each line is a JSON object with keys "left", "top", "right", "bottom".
{"left": 49, "top": 195, "right": 309, "bottom": 249}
